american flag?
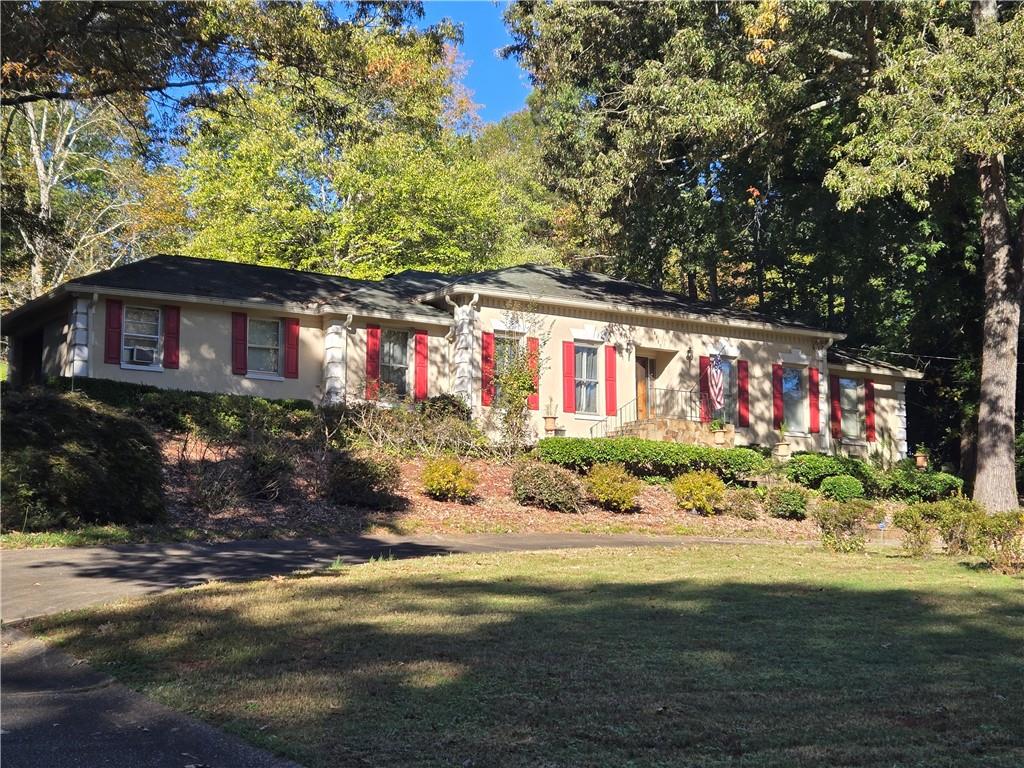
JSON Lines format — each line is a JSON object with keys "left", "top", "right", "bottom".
{"left": 709, "top": 355, "right": 725, "bottom": 412}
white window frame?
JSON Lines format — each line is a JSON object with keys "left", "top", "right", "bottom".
{"left": 782, "top": 365, "right": 808, "bottom": 434}
{"left": 121, "top": 305, "right": 163, "bottom": 371}
{"left": 247, "top": 317, "right": 283, "bottom": 379}
{"left": 838, "top": 377, "right": 864, "bottom": 440}
{"left": 379, "top": 328, "right": 411, "bottom": 399}
{"left": 574, "top": 342, "right": 600, "bottom": 416}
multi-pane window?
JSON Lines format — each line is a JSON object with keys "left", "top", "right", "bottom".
{"left": 575, "top": 344, "right": 599, "bottom": 415}
{"left": 839, "top": 377, "right": 862, "bottom": 438}
{"left": 248, "top": 318, "right": 281, "bottom": 374}
{"left": 380, "top": 329, "right": 409, "bottom": 397}
{"left": 122, "top": 306, "right": 160, "bottom": 366}
{"left": 710, "top": 357, "right": 737, "bottom": 424}
{"left": 782, "top": 366, "right": 807, "bottom": 432}
{"left": 493, "top": 334, "right": 521, "bottom": 404}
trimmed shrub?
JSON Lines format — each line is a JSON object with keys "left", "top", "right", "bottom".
{"left": 879, "top": 461, "right": 962, "bottom": 502}
{"left": 341, "top": 401, "right": 488, "bottom": 456}
{"left": 671, "top": 471, "right": 726, "bottom": 515}
{"left": 813, "top": 500, "right": 874, "bottom": 553}
{"left": 819, "top": 474, "right": 865, "bottom": 503}
{"left": 917, "top": 496, "right": 987, "bottom": 555}
{"left": 974, "top": 510, "right": 1024, "bottom": 575}
{"left": 511, "top": 462, "right": 583, "bottom": 514}
{"left": 535, "top": 437, "right": 769, "bottom": 482}
{"left": 724, "top": 487, "right": 762, "bottom": 520}
{"left": 417, "top": 394, "right": 472, "bottom": 422}
{"left": 892, "top": 505, "right": 934, "bottom": 557}
{"left": 1, "top": 390, "right": 164, "bottom": 530}
{"left": 585, "top": 463, "right": 642, "bottom": 512}
{"left": 785, "top": 453, "right": 847, "bottom": 488}
{"left": 764, "top": 483, "right": 809, "bottom": 520}
{"left": 325, "top": 452, "right": 403, "bottom": 510}
{"left": 421, "top": 458, "right": 479, "bottom": 503}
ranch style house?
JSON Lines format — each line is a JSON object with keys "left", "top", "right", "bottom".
{"left": 1, "top": 255, "right": 922, "bottom": 458}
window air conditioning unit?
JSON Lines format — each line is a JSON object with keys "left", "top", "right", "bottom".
{"left": 131, "top": 347, "right": 156, "bottom": 364}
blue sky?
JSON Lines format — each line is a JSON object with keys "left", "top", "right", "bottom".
{"left": 421, "top": 1, "right": 531, "bottom": 123}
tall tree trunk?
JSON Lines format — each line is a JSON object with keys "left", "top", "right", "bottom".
{"left": 707, "top": 260, "right": 719, "bottom": 302}
{"left": 686, "top": 271, "right": 698, "bottom": 300}
{"left": 972, "top": 151, "right": 1022, "bottom": 511}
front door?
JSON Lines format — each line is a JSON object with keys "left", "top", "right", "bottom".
{"left": 636, "top": 356, "right": 655, "bottom": 419}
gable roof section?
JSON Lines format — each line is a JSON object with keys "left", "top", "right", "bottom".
{"left": 827, "top": 348, "right": 924, "bottom": 379}
{"left": 417, "top": 263, "right": 844, "bottom": 339}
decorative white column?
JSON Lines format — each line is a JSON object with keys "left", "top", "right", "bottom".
{"left": 894, "top": 380, "right": 909, "bottom": 458}
{"left": 322, "top": 316, "right": 348, "bottom": 404}
{"left": 448, "top": 294, "right": 479, "bottom": 407}
{"left": 68, "top": 297, "right": 90, "bottom": 377}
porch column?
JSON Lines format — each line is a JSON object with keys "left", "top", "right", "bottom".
{"left": 68, "top": 296, "right": 90, "bottom": 377}
{"left": 894, "top": 380, "right": 908, "bottom": 459}
{"left": 322, "top": 318, "right": 347, "bottom": 404}
{"left": 450, "top": 295, "right": 479, "bottom": 407}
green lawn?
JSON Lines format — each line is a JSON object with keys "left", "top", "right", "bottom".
{"left": 33, "top": 545, "right": 1024, "bottom": 768}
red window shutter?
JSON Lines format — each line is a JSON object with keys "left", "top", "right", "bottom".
{"left": 481, "top": 331, "right": 495, "bottom": 406}
{"left": 808, "top": 366, "right": 820, "bottom": 434}
{"left": 104, "top": 299, "right": 122, "bottom": 364}
{"left": 163, "top": 305, "right": 180, "bottom": 369}
{"left": 699, "top": 355, "right": 711, "bottom": 423}
{"left": 829, "top": 375, "right": 842, "bottom": 438}
{"left": 865, "top": 379, "right": 876, "bottom": 442}
{"left": 604, "top": 345, "right": 617, "bottom": 416}
{"left": 365, "top": 325, "right": 380, "bottom": 399}
{"left": 772, "top": 364, "right": 784, "bottom": 429}
{"left": 283, "top": 318, "right": 299, "bottom": 379}
{"left": 231, "top": 312, "right": 247, "bottom": 375}
{"left": 527, "top": 336, "right": 540, "bottom": 411}
{"left": 414, "top": 329, "right": 428, "bottom": 401}
{"left": 562, "top": 341, "right": 576, "bottom": 413}
{"left": 736, "top": 359, "right": 750, "bottom": 427}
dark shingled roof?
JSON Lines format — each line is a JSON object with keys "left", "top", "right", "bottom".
{"left": 426, "top": 263, "right": 832, "bottom": 333}
{"left": 338, "top": 270, "right": 457, "bottom": 318}
{"left": 827, "top": 347, "right": 923, "bottom": 378}
{"left": 67, "top": 254, "right": 364, "bottom": 307}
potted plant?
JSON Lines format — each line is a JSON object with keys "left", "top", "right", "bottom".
{"left": 709, "top": 418, "right": 727, "bottom": 445}
{"left": 543, "top": 398, "right": 558, "bottom": 435}
{"left": 914, "top": 443, "right": 929, "bottom": 470}
{"left": 773, "top": 421, "right": 791, "bottom": 460}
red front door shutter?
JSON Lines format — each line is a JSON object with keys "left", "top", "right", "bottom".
{"left": 808, "top": 366, "right": 820, "bottom": 434}
{"left": 772, "top": 364, "right": 784, "bottom": 429}
{"left": 365, "top": 325, "right": 380, "bottom": 399}
{"left": 699, "top": 355, "right": 711, "bottom": 423}
{"left": 829, "top": 375, "right": 842, "bottom": 438}
{"left": 283, "top": 318, "right": 299, "bottom": 379}
{"left": 231, "top": 312, "right": 247, "bottom": 375}
{"left": 562, "top": 341, "right": 576, "bottom": 413}
{"left": 414, "top": 329, "right": 428, "bottom": 401}
{"left": 163, "top": 305, "right": 180, "bottom": 369}
{"left": 481, "top": 331, "right": 495, "bottom": 406}
{"left": 736, "top": 359, "right": 750, "bottom": 427}
{"left": 527, "top": 336, "right": 540, "bottom": 411}
{"left": 864, "top": 379, "right": 876, "bottom": 442}
{"left": 104, "top": 299, "right": 123, "bottom": 364}
{"left": 604, "top": 345, "right": 617, "bottom": 416}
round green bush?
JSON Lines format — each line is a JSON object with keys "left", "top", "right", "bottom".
{"left": 812, "top": 499, "right": 874, "bottom": 553}
{"left": 421, "top": 457, "right": 479, "bottom": 503}
{"left": 764, "top": 484, "right": 809, "bottom": 520}
{"left": 819, "top": 474, "right": 865, "bottom": 503}
{"left": 585, "top": 463, "right": 642, "bottom": 512}
{"left": 892, "top": 504, "right": 934, "bottom": 557}
{"left": 724, "top": 488, "right": 761, "bottom": 520}
{"left": 671, "top": 471, "right": 726, "bottom": 515}
{"left": 511, "top": 461, "right": 583, "bottom": 514}
{"left": 784, "top": 453, "right": 846, "bottom": 488}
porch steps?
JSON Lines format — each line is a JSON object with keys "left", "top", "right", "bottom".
{"left": 608, "top": 418, "right": 736, "bottom": 448}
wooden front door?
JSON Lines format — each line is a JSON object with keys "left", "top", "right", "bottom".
{"left": 636, "top": 356, "right": 654, "bottom": 419}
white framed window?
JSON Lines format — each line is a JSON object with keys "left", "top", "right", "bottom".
{"left": 839, "top": 377, "right": 862, "bottom": 439}
{"left": 709, "top": 356, "right": 737, "bottom": 424}
{"left": 248, "top": 318, "right": 281, "bottom": 375}
{"left": 380, "top": 329, "right": 409, "bottom": 397}
{"left": 782, "top": 366, "right": 807, "bottom": 432}
{"left": 575, "top": 344, "right": 599, "bottom": 415}
{"left": 122, "top": 306, "right": 161, "bottom": 367}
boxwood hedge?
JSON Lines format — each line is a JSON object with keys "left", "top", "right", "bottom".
{"left": 534, "top": 437, "right": 769, "bottom": 482}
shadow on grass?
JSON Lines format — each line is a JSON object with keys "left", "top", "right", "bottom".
{"left": 28, "top": 565, "right": 1024, "bottom": 768}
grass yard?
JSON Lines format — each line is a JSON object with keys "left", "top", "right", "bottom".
{"left": 32, "top": 545, "right": 1023, "bottom": 768}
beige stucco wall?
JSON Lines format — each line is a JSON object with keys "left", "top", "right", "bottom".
{"left": 42, "top": 314, "right": 70, "bottom": 378}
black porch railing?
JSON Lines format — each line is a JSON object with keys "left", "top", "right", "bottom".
{"left": 589, "top": 388, "right": 711, "bottom": 437}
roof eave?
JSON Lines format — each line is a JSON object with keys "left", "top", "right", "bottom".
{"left": 827, "top": 361, "right": 924, "bottom": 380}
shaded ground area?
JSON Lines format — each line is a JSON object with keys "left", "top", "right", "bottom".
{"left": 30, "top": 546, "right": 1024, "bottom": 768}
{"left": 1, "top": 628, "right": 299, "bottom": 768}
